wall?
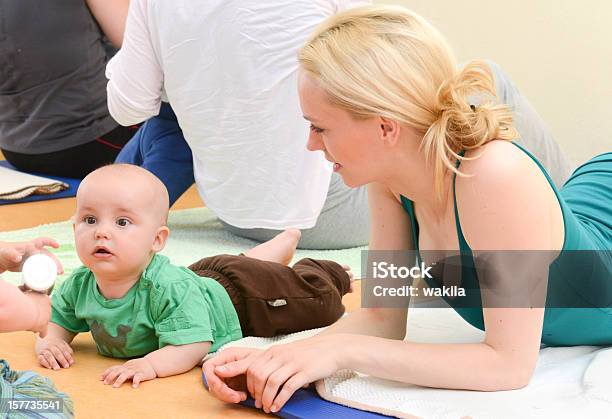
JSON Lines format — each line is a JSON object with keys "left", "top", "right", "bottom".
{"left": 377, "top": 0, "right": 611, "bottom": 164}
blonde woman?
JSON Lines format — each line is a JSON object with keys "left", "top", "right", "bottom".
{"left": 203, "top": 5, "right": 612, "bottom": 413}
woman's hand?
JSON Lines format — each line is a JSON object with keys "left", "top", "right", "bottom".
{"left": 0, "top": 238, "right": 63, "bottom": 274}
{"left": 203, "top": 347, "right": 262, "bottom": 403}
{"left": 216, "top": 335, "right": 346, "bottom": 413}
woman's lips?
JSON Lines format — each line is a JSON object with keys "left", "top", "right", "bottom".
{"left": 333, "top": 162, "right": 343, "bottom": 172}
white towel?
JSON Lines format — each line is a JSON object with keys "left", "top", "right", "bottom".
{"left": 0, "top": 166, "right": 68, "bottom": 200}
{"left": 212, "top": 306, "right": 612, "bottom": 418}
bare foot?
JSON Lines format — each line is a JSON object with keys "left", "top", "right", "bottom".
{"left": 243, "top": 229, "right": 301, "bottom": 265}
{"left": 343, "top": 264, "right": 355, "bottom": 293}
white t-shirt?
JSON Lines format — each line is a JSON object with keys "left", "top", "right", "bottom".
{"left": 106, "top": 0, "right": 369, "bottom": 229}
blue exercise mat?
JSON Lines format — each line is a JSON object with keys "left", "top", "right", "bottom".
{"left": 0, "top": 161, "right": 81, "bottom": 205}
{"left": 202, "top": 371, "right": 391, "bottom": 419}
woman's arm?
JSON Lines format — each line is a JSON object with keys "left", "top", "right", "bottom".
{"left": 86, "top": 0, "right": 130, "bottom": 48}
{"left": 338, "top": 311, "right": 543, "bottom": 391}
{"left": 244, "top": 312, "right": 541, "bottom": 412}
{"left": 319, "top": 182, "right": 413, "bottom": 339}
{"left": 344, "top": 142, "right": 558, "bottom": 391}
{"left": 0, "top": 281, "right": 51, "bottom": 335}
{"left": 215, "top": 304, "right": 542, "bottom": 412}
{"left": 347, "top": 140, "right": 561, "bottom": 393}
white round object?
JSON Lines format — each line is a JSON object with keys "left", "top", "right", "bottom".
{"left": 22, "top": 253, "right": 57, "bottom": 292}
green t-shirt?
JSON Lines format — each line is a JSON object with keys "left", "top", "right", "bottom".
{"left": 51, "top": 254, "right": 243, "bottom": 358}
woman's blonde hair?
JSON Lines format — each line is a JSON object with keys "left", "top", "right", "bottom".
{"left": 299, "top": 5, "right": 518, "bottom": 192}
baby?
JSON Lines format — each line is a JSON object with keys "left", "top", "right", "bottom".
{"left": 35, "top": 164, "right": 352, "bottom": 388}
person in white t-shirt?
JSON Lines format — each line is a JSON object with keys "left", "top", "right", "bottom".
{"left": 106, "top": 0, "right": 573, "bottom": 249}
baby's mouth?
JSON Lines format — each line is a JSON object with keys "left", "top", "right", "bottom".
{"left": 93, "top": 246, "right": 113, "bottom": 257}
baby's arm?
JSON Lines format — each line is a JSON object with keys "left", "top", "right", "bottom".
{"left": 36, "top": 323, "right": 77, "bottom": 370}
{"left": 101, "top": 341, "right": 212, "bottom": 388}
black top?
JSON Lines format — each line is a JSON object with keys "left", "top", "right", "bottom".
{"left": 0, "top": 0, "right": 118, "bottom": 154}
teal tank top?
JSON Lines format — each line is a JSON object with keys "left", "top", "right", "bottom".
{"left": 401, "top": 143, "right": 612, "bottom": 346}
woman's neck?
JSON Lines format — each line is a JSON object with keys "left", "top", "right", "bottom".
{"left": 380, "top": 144, "right": 454, "bottom": 221}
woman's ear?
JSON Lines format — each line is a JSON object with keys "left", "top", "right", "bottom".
{"left": 379, "top": 116, "right": 400, "bottom": 147}
{"left": 152, "top": 226, "right": 170, "bottom": 253}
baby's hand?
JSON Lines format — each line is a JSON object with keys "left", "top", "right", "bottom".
{"left": 37, "top": 337, "right": 74, "bottom": 370}
{"left": 101, "top": 358, "right": 157, "bottom": 388}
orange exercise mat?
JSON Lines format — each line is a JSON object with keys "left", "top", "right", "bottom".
{"left": 0, "top": 331, "right": 264, "bottom": 418}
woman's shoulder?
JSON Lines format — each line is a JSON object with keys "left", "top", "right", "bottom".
{"left": 461, "top": 140, "right": 534, "bottom": 181}
{"left": 456, "top": 140, "right": 562, "bottom": 250}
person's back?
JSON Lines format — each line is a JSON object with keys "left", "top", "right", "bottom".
{"left": 0, "top": 2, "right": 115, "bottom": 156}
{"left": 109, "top": 0, "right": 360, "bottom": 229}
{"left": 159, "top": 0, "right": 335, "bottom": 228}
{"left": 0, "top": 0, "right": 133, "bottom": 178}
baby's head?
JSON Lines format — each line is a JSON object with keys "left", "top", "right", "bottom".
{"left": 73, "top": 164, "right": 170, "bottom": 281}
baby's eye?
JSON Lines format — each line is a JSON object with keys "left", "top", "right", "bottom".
{"left": 116, "top": 218, "right": 131, "bottom": 227}
{"left": 309, "top": 124, "right": 324, "bottom": 134}
{"left": 84, "top": 216, "right": 96, "bottom": 225}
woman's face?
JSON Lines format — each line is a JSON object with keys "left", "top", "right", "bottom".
{"left": 298, "top": 72, "right": 389, "bottom": 188}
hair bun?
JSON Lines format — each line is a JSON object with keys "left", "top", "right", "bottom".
{"left": 432, "top": 60, "right": 517, "bottom": 152}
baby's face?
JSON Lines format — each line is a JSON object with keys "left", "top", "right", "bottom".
{"left": 74, "top": 173, "right": 165, "bottom": 282}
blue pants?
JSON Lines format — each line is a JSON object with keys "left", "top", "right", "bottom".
{"left": 115, "top": 103, "right": 194, "bottom": 205}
